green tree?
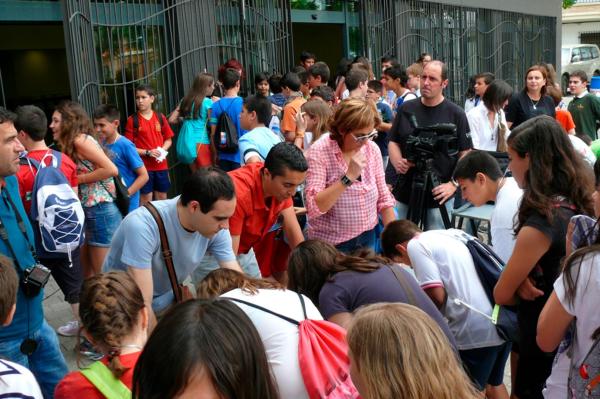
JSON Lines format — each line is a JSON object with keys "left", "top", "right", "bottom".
{"left": 563, "top": 0, "right": 576, "bottom": 9}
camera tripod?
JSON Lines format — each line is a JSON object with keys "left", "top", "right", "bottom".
{"left": 405, "top": 158, "right": 452, "bottom": 230}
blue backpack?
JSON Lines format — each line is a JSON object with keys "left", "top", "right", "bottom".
{"left": 25, "top": 151, "right": 85, "bottom": 261}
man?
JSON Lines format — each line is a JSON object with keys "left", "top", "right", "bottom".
{"left": 387, "top": 60, "right": 472, "bottom": 230}
{"left": 567, "top": 70, "right": 600, "bottom": 141}
{"left": 103, "top": 167, "right": 243, "bottom": 329}
{"left": 0, "top": 107, "right": 68, "bottom": 398}
{"left": 453, "top": 150, "right": 522, "bottom": 263}
{"left": 381, "top": 220, "right": 510, "bottom": 399}
{"left": 345, "top": 68, "right": 369, "bottom": 99}
{"left": 382, "top": 64, "right": 418, "bottom": 111}
{"left": 307, "top": 62, "right": 331, "bottom": 90}
{"left": 229, "top": 143, "right": 307, "bottom": 282}
{"left": 299, "top": 50, "right": 316, "bottom": 70}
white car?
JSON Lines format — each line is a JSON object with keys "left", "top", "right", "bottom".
{"left": 561, "top": 44, "right": 600, "bottom": 94}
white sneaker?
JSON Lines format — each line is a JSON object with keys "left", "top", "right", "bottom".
{"left": 57, "top": 320, "right": 79, "bottom": 337}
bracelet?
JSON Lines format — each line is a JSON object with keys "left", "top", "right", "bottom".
{"left": 295, "top": 130, "right": 305, "bottom": 139}
{"left": 451, "top": 179, "right": 459, "bottom": 188}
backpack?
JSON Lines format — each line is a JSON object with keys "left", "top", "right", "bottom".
{"left": 80, "top": 361, "right": 131, "bottom": 399}
{"left": 227, "top": 293, "right": 360, "bottom": 399}
{"left": 213, "top": 100, "right": 239, "bottom": 153}
{"left": 25, "top": 151, "right": 85, "bottom": 261}
{"left": 444, "top": 229, "right": 519, "bottom": 343}
{"left": 568, "top": 327, "right": 600, "bottom": 398}
{"left": 132, "top": 112, "right": 165, "bottom": 138}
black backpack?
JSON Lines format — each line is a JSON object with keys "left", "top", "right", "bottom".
{"left": 132, "top": 112, "right": 166, "bottom": 137}
{"left": 213, "top": 99, "right": 239, "bottom": 154}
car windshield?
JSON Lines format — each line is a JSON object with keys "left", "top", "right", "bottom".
{"left": 562, "top": 48, "right": 571, "bottom": 65}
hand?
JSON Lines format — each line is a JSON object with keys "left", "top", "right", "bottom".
{"left": 392, "top": 157, "right": 414, "bottom": 174}
{"left": 295, "top": 111, "right": 307, "bottom": 132}
{"left": 211, "top": 96, "right": 220, "bottom": 103}
{"left": 150, "top": 149, "right": 161, "bottom": 158}
{"left": 346, "top": 151, "right": 366, "bottom": 181}
{"left": 431, "top": 182, "right": 457, "bottom": 205}
{"left": 517, "top": 277, "right": 544, "bottom": 301}
{"left": 272, "top": 103, "right": 282, "bottom": 115}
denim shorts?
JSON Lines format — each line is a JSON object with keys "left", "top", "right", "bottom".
{"left": 84, "top": 201, "right": 122, "bottom": 247}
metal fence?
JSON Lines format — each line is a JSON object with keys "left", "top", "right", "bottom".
{"left": 361, "top": 0, "right": 556, "bottom": 105}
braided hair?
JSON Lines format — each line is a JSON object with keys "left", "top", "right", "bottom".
{"left": 79, "top": 272, "right": 145, "bottom": 378}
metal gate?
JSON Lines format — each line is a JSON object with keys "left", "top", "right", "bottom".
{"left": 61, "top": 0, "right": 293, "bottom": 117}
{"left": 361, "top": 0, "right": 556, "bottom": 105}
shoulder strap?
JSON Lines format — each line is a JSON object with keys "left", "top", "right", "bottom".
{"left": 297, "top": 292, "right": 308, "bottom": 320}
{"left": 226, "top": 297, "right": 300, "bottom": 326}
{"left": 80, "top": 361, "right": 131, "bottom": 399}
{"left": 133, "top": 113, "right": 139, "bottom": 137}
{"left": 143, "top": 203, "right": 182, "bottom": 303}
{"left": 386, "top": 265, "right": 417, "bottom": 306}
{"left": 156, "top": 112, "right": 165, "bottom": 131}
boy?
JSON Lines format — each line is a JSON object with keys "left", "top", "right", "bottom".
{"left": 280, "top": 72, "right": 306, "bottom": 144}
{"left": 299, "top": 50, "right": 316, "bottom": 70}
{"left": 93, "top": 104, "right": 149, "bottom": 213}
{"left": 567, "top": 70, "right": 600, "bottom": 141}
{"left": 14, "top": 105, "right": 82, "bottom": 337}
{"left": 209, "top": 68, "right": 246, "bottom": 171}
{"left": 125, "top": 84, "right": 174, "bottom": 203}
{"left": 346, "top": 68, "right": 369, "bottom": 99}
{"left": 366, "top": 80, "right": 393, "bottom": 168}
{"left": 381, "top": 220, "right": 510, "bottom": 399}
{"left": 268, "top": 74, "right": 286, "bottom": 108}
{"left": 406, "top": 63, "right": 423, "bottom": 96}
{"left": 307, "top": 61, "right": 330, "bottom": 90}
{"left": 382, "top": 64, "right": 418, "bottom": 111}
{"left": 298, "top": 70, "right": 311, "bottom": 99}
{"left": 238, "top": 95, "right": 282, "bottom": 164}
{"left": 0, "top": 255, "right": 43, "bottom": 398}
{"left": 453, "top": 150, "right": 523, "bottom": 263}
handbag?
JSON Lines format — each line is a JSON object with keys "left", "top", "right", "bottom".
{"left": 84, "top": 161, "right": 130, "bottom": 217}
{"left": 143, "top": 203, "right": 193, "bottom": 303}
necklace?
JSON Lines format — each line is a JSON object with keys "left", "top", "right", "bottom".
{"left": 528, "top": 95, "right": 540, "bottom": 110}
{"left": 120, "top": 344, "right": 143, "bottom": 350}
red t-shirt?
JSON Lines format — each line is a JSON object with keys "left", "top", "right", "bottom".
{"left": 54, "top": 351, "right": 140, "bottom": 399}
{"left": 228, "top": 163, "right": 293, "bottom": 255}
{"left": 16, "top": 149, "right": 78, "bottom": 215}
{"left": 124, "top": 112, "right": 174, "bottom": 171}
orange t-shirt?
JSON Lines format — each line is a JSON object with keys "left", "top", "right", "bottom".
{"left": 555, "top": 109, "right": 576, "bottom": 133}
{"left": 280, "top": 96, "right": 307, "bottom": 135}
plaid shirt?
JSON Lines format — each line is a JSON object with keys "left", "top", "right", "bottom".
{"left": 305, "top": 136, "right": 395, "bottom": 245}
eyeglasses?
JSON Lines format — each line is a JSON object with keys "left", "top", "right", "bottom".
{"left": 351, "top": 130, "right": 378, "bottom": 142}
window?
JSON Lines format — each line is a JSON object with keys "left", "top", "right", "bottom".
{"left": 592, "top": 46, "right": 599, "bottom": 59}
{"left": 572, "top": 48, "right": 581, "bottom": 60}
{"left": 581, "top": 47, "right": 592, "bottom": 61}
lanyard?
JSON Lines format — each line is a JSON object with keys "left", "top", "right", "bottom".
{"left": 0, "top": 189, "right": 38, "bottom": 270}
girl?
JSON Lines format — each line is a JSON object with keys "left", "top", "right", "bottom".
{"left": 170, "top": 72, "right": 215, "bottom": 171}
{"left": 132, "top": 299, "right": 279, "bottom": 399}
{"left": 51, "top": 101, "right": 120, "bottom": 278}
{"left": 494, "top": 115, "right": 594, "bottom": 399}
{"left": 347, "top": 303, "right": 480, "bottom": 399}
{"left": 466, "top": 79, "right": 512, "bottom": 151}
{"left": 295, "top": 99, "right": 332, "bottom": 151}
{"left": 54, "top": 272, "right": 147, "bottom": 398}
{"left": 254, "top": 72, "right": 270, "bottom": 97}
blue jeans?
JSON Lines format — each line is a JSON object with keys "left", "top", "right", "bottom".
{"left": 335, "top": 227, "right": 377, "bottom": 254}
{"left": 395, "top": 199, "right": 454, "bottom": 231}
{"left": 0, "top": 320, "right": 68, "bottom": 398}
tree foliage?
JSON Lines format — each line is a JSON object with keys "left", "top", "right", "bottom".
{"left": 563, "top": 0, "right": 576, "bottom": 9}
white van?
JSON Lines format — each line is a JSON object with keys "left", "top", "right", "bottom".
{"left": 561, "top": 44, "right": 600, "bottom": 94}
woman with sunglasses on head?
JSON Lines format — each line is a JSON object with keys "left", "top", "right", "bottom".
{"left": 304, "top": 98, "right": 396, "bottom": 253}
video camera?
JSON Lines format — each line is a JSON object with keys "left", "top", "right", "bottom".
{"left": 403, "top": 113, "right": 458, "bottom": 166}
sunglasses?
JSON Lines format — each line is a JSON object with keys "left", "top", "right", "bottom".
{"left": 351, "top": 130, "right": 378, "bottom": 142}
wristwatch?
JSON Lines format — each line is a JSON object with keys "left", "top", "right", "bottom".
{"left": 451, "top": 178, "right": 459, "bottom": 188}
{"left": 145, "top": 150, "right": 151, "bottom": 157}
{"left": 340, "top": 175, "right": 354, "bottom": 187}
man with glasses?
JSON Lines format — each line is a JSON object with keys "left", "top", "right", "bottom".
{"left": 387, "top": 60, "right": 472, "bottom": 230}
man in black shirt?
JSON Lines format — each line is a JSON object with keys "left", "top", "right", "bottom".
{"left": 387, "top": 61, "right": 472, "bottom": 230}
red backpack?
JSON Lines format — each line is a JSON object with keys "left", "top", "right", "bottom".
{"left": 228, "top": 293, "right": 360, "bottom": 399}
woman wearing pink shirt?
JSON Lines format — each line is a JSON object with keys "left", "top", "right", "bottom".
{"left": 305, "top": 98, "right": 395, "bottom": 253}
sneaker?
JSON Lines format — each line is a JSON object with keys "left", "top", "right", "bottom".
{"left": 78, "top": 338, "right": 104, "bottom": 361}
{"left": 57, "top": 320, "right": 79, "bottom": 337}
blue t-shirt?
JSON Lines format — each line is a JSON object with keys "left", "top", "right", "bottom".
{"left": 103, "top": 196, "right": 236, "bottom": 311}
{"left": 182, "top": 97, "right": 213, "bottom": 145}
{"left": 375, "top": 101, "right": 394, "bottom": 157}
{"left": 238, "top": 126, "right": 282, "bottom": 164}
{"left": 0, "top": 176, "right": 43, "bottom": 340}
{"left": 105, "top": 136, "right": 144, "bottom": 212}
{"left": 209, "top": 97, "right": 246, "bottom": 164}
{"left": 269, "top": 93, "right": 286, "bottom": 108}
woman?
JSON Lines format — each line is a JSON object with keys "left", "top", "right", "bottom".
{"left": 169, "top": 72, "right": 215, "bottom": 170}
{"left": 464, "top": 72, "right": 495, "bottom": 113}
{"left": 51, "top": 101, "right": 119, "bottom": 278}
{"left": 304, "top": 98, "right": 395, "bottom": 253}
{"left": 294, "top": 99, "right": 332, "bottom": 151}
{"left": 494, "top": 115, "right": 594, "bottom": 399}
{"left": 467, "top": 79, "right": 513, "bottom": 151}
{"left": 506, "top": 65, "right": 556, "bottom": 129}
{"left": 132, "top": 299, "right": 279, "bottom": 399}
{"left": 55, "top": 272, "right": 147, "bottom": 398}
{"left": 347, "top": 303, "right": 480, "bottom": 399}
{"left": 197, "top": 268, "right": 323, "bottom": 399}
{"left": 287, "top": 239, "right": 456, "bottom": 348}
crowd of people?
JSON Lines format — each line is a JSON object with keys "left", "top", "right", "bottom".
{"left": 0, "top": 49, "right": 600, "bottom": 399}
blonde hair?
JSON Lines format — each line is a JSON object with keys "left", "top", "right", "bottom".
{"left": 406, "top": 63, "right": 423, "bottom": 77}
{"left": 302, "top": 100, "right": 332, "bottom": 144}
{"left": 328, "top": 98, "right": 381, "bottom": 147}
{"left": 347, "top": 303, "right": 480, "bottom": 399}
{"left": 196, "top": 268, "right": 283, "bottom": 299}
